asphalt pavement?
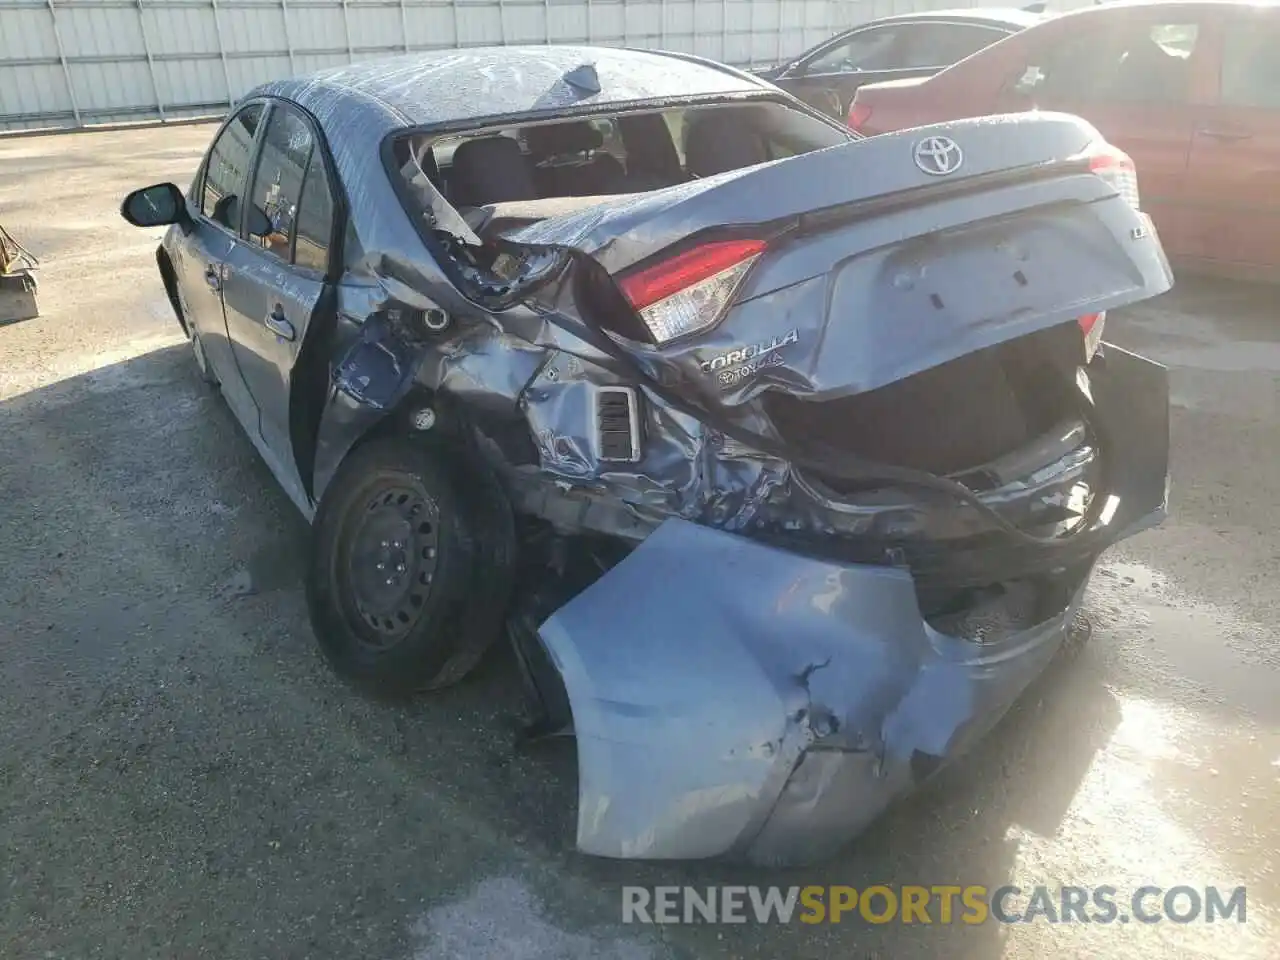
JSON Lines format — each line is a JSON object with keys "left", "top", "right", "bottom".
{"left": 0, "top": 125, "right": 1276, "bottom": 960}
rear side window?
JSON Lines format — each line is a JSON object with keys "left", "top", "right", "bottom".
{"left": 201, "top": 104, "right": 263, "bottom": 228}
{"left": 807, "top": 27, "right": 902, "bottom": 73}
{"left": 1017, "top": 21, "right": 1200, "bottom": 104}
{"left": 246, "top": 103, "right": 314, "bottom": 262}
{"left": 899, "top": 23, "right": 1007, "bottom": 68}
{"left": 294, "top": 153, "right": 334, "bottom": 273}
{"left": 1221, "top": 19, "right": 1280, "bottom": 108}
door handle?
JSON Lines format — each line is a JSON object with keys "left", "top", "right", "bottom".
{"left": 204, "top": 265, "right": 221, "bottom": 291}
{"left": 264, "top": 305, "right": 295, "bottom": 341}
{"left": 1197, "top": 126, "right": 1253, "bottom": 141}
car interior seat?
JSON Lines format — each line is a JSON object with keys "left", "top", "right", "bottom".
{"left": 448, "top": 136, "right": 539, "bottom": 207}
{"left": 683, "top": 110, "right": 769, "bottom": 178}
{"left": 617, "top": 113, "right": 685, "bottom": 190}
{"left": 523, "top": 121, "right": 627, "bottom": 197}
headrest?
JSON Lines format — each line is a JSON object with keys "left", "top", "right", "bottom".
{"left": 448, "top": 136, "right": 537, "bottom": 206}
{"left": 523, "top": 121, "right": 604, "bottom": 158}
{"left": 684, "top": 111, "right": 768, "bottom": 178}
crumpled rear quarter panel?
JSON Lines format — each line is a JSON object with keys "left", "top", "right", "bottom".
{"left": 537, "top": 518, "right": 1088, "bottom": 865}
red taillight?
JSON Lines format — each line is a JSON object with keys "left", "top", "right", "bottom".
{"left": 617, "top": 238, "right": 766, "bottom": 344}
{"left": 1079, "top": 311, "right": 1106, "bottom": 360}
{"left": 619, "top": 239, "right": 765, "bottom": 311}
{"left": 1084, "top": 144, "right": 1140, "bottom": 210}
{"left": 847, "top": 101, "right": 873, "bottom": 132}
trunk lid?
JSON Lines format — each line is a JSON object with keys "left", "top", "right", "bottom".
{"left": 509, "top": 112, "right": 1170, "bottom": 405}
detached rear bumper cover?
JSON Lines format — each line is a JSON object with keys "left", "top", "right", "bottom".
{"left": 537, "top": 346, "right": 1168, "bottom": 865}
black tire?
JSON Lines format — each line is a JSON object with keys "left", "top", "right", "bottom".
{"left": 306, "top": 435, "right": 513, "bottom": 696}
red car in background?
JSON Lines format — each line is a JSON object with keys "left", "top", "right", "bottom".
{"left": 849, "top": 0, "right": 1280, "bottom": 279}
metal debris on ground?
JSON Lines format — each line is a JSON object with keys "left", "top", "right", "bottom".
{"left": 0, "top": 220, "right": 39, "bottom": 325}
{"left": 0, "top": 220, "right": 39, "bottom": 324}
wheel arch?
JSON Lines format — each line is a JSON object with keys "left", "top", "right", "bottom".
{"left": 310, "top": 383, "right": 439, "bottom": 507}
{"left": 155, "top": 244, "right": 187, "bottom": 336}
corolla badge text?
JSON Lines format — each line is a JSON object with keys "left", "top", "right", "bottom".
{"left": 700, "top": 328, "right": 800, "bottom": 374}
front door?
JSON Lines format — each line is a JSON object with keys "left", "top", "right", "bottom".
{"left": 994, "top": 13, "right": 1213, "bottom": 260}
{"left": 174, "top": 103, "right": 266, "bottom": 431}
{"left": 221, "top": 100, "right": 337, "bottom": 502}
{"left": 1184, "top": 8, "right": 1280, "bottom": 273}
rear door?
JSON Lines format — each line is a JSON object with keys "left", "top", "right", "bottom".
{"left": 1183, "top": 7, "right": 1280, "bottom": 272}
{"left": 176, "top": 103, "right": 266, "bottom": 432}
{"left": 992, "top": 11, "right": 1215, "bottom": 259}
{"left": 221, "top": 99, "right": 338, "bottom": 499}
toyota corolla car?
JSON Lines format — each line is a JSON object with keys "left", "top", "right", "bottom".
{"left": 121, "top": 46, "right": 1172, "bottom": 867}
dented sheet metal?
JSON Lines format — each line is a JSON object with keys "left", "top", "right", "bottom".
{"left": 538, "top": 517, "right": 1087, "bottom": 865}
{"left": 534, "top": 346, "right": 1168, "bottom": 864}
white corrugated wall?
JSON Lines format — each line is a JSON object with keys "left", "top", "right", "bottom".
{"left": 0, "top": 0, "right": 988, "bottom": 131}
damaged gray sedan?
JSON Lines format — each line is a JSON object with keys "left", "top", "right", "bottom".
{"left": 121, "top": 45, "right": 1173, "bottom": 866}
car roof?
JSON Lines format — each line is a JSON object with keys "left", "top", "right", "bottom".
{"left": 1021, "top": 0, "right": 1276, "bottom": 27}
{"left": 253, "top": 45, "right": 765, "bottom": 140}
{"left": 852, "top": 6, "right": 1042, "bottom": 30}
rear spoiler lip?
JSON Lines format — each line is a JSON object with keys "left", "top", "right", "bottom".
{"left": 792, "top": 155, "right": 1099, "bottom": 239}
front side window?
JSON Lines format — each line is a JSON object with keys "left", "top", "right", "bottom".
{"left": 246, "top": 103, "right": 314, "bottom": 262}
{"left": 1015, "top": 20, "right": 1200, "bottom": 104}
{"left": 806, "top": 28, "right": 902, "bottom": 74}
{"left": 1221, "top": 18, "right": 1280, "bottom": 109}
{"left": 200, "top": 104, "right": 264, "bottom": 229}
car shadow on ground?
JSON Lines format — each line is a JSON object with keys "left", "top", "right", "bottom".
{"left": 0, "top": 342, "right": 1124, "bottom": 959}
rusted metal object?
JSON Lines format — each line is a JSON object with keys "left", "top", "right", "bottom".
{"left": 0, "top": 222, "right": 39, "bottom": 324}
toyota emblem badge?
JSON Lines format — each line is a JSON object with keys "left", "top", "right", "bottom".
{"left": 913, "top": 136, "right": 964, "bottom": 176}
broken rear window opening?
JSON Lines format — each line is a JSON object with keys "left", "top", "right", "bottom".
{"left": 385, "top": 99, "right": 850, "bottom": 309}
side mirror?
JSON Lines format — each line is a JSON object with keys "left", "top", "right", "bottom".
{"left": 783, "top": 59, "right": 809, "bottom": 79}
{"left": 120, "top": 182, "right": 187, "bottom": 228}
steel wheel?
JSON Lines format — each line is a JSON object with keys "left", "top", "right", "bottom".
{"left": 307, "top": 435, "right": 514, "bottom": 697}
{"left": 339, "top": 481, "right": 441, "bottom": 647}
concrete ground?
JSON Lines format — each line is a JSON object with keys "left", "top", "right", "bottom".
{"left": 0, "top": 125, "right": 1276, "bottom": 960}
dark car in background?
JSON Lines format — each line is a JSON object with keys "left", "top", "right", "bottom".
{"left": 756, "top": 7, "right": 1040, "bottom": 118}
{"left": 849, "top": 0, "right": 1280, "bottom": 280}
